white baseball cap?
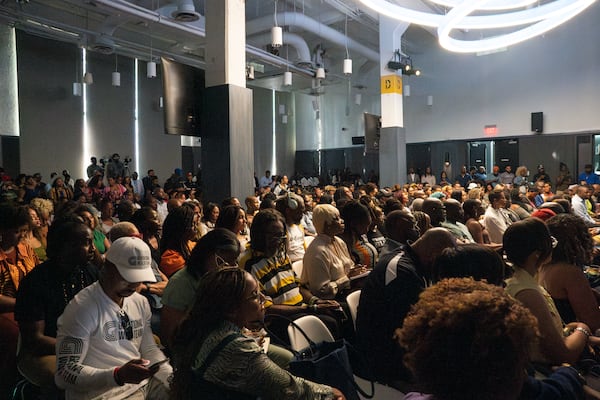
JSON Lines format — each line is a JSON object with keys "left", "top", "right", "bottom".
{"left": 105, "top": 237, "right": 156, "bottom": 283}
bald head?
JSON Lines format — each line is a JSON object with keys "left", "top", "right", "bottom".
{"left": 411, "top": 227, "right": 457, "bottom": 273}
{"left": 444, "top": 198, "right": 463, "bottom": 223}
{"left": 108, "top": 221, "right": 140, "bottom": 242}
{"left": 422, "top": 198, "right": 446, "bottom": 227}
{"left": 385, "top": 210, "right": 420, "bottom": 244}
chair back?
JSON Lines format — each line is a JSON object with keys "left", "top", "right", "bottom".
{"left": 346, "top": 290, "right": 361, "bottom": 329}
{"left": 287, "top": 315, "right": 335, "bottom": 351}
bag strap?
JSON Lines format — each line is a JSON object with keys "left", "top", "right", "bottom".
{"left": 195, "top": 333, "right": 242, "bottom": 377}
{"left": 265, "top": 315, "right": 375, "bottom": 398}
{"left": 264, "top": 314, "right": 318, "bottom": 354}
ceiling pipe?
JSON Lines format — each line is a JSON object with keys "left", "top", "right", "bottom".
{"left": 78, "top": 0, "right": 206, "bottom": 36}
{"left": 247, "top": 31, "right": 311, "bottom": 64}
{"left": 246, "top": 12, "right": 379, "bottom": 63}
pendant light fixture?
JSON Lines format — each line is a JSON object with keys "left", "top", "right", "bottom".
{"left": 283, "top": 42, "right": 292, "bottom": 86}
{"left": 82, "top": 12, "right": 93, "bottom": 85}
{"left": 147, "top": 35, "right": 156, "bottom": 78}
{"left": 343, "top": 14, "right": 352, "bottom": 76}
{"left": 73, "top": 47, "right": 82, "bottom": 96}
{"left": 83, "top": 71, "right": 94, "bottom": 85}
{"left": 271, "top": 0, "right": 282, "bottom": 48}
{"left": 112, "top": 53, "right": 121, "bottom": 87}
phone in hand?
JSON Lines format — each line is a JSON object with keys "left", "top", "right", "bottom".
{"left": 148, "top": 358, "right": 169, "bottom": 371}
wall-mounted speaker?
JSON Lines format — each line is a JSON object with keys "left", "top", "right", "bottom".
{"left": 531, "top": 112, "right": 543, "bottom": 133}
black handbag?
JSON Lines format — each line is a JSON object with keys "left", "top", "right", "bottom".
{"left": 285, "top": 319, "right": 375, "bottom": 400}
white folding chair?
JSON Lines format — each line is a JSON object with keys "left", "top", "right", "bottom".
{"left": 287, "top": 315, "right": 335, "bottom": 351}
{"left": 345, "top": 290, "right": 361, "bottom": 330}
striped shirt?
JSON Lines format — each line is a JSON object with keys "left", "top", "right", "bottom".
{"left": 244, "top": 250, "right": 303, "bottom": 308}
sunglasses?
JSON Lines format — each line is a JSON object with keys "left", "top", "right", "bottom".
{"left": 118, "top": 309, "right": 133, "bottom": 340}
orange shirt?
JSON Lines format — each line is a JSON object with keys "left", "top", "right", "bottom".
{"left": 0, "top": 242, "right": 40, "bottom": 298}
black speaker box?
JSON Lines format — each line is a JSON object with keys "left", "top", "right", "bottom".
{"left": 531, "top": 112, "right": 543, "bottom": 133}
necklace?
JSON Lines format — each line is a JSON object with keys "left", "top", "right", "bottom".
{"left": 61, "top": 267, "right": 88, "bottom": 306}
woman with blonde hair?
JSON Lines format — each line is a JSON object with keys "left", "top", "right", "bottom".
{"left": 514, "top": 165, "right": 530, "bottom": 186}
{"left": 300, "top": 204, "right": 357, "bottom": 300}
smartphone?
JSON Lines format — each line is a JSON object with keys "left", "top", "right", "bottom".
{"left": 149, "top": 358, "right": 169, "bottom": 370}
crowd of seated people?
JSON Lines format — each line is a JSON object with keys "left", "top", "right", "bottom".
{"left": 4, "top": 159, "right": 600, "bottom": 399}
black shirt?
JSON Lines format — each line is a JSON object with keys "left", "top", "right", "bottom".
{"left": 355, "top": 245, "right": 426, "bottom": 384}
{"left": 14, "top": 259, "right": 99, "bottom": 338}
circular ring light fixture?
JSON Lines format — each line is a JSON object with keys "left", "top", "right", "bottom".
{"left": 358, "top": 0, "right": 596, "bottom": 53}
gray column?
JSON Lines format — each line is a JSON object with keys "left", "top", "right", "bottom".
{"left": 378, "top": 17, "right": 408, "bottom": 186}
{"left": 201, "top": 0, "right": 254, "bottom": 202}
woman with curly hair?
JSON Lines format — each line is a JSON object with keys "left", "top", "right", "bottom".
{"left": 539, "top": 213, "right": 600, "bottom": 332}
{"left": 170, "top": 267, "right": 345, "bottom": 400}
{"left": 398, "top": 278, "right": 585, "bottom": 400}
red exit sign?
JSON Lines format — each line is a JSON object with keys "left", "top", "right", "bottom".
{"left": 484, "top": 125, "right": 498, "bottom": 136}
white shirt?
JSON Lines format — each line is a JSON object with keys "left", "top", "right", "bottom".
{"left": 572, "top": 194, "right": 597, "bottom": 227}
{"left": 156, "top": 201, "right": 168, "bottom": 225}
{"left": 55, "top": 282, "right": 171, "bottom": 400}
{"left": 286, "top": 223, "right": 306, "bottom": 263}
{"left": 483, "top": 206, "right": 510, "bottom": 244}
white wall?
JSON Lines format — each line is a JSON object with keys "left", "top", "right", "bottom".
{"left": 403, "top": 2, "right": 600, "bottom": 143}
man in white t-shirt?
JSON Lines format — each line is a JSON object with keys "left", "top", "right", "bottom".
{"left": 55, "top": 237, "right": 171, "bottom": 400}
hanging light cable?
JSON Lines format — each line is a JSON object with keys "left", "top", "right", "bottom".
{"left": 343, "top": 14, "right": 352, "bottom": 76}
{"left": 112, "top": 53, "right": 121, "bottom": 86}
{"left": 271, "top": 0, "right": 283, "bottom": 48}
{"left": 147, "top": 0, "right": 157, "bottom": 78}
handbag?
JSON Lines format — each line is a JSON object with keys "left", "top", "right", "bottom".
{"left": 284, "top": 319, "right": 375, "bottom": 400}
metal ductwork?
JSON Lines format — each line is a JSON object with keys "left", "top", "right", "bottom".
{"left": 247, "top": 32, "right": 311, "bottom": 65}
{"left": 246, "top": 12, "right": 380, "bottom": 63}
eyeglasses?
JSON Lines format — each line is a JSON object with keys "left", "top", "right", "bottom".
{"left": 118, "top": 309, "right": 133, "bottom": 340}
{"left": 245, "top": 290, "right": 267, "bottom": 305}
{"left": 550, "top": 235, "right": 558, "bottom": 249}
{"left": 215, "top": 254, "right": 237, "bottom": 268}
{"left": 265, "top": 231, "right": 287, "bottom": 242}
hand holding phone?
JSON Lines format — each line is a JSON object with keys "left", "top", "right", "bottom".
{"left": 149, "top": 358, "right": 169, "bottom": 371}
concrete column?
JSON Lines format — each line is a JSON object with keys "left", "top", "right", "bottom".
{"left": 0, "top": 25, "right": 19, "bottom": 138}
{"left": 378, "top": 17, "right": 408, "bottom": 186}
{"left": 202, "top": 0, "right": 254, "bottom": 202}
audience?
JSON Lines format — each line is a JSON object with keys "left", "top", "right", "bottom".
{"left": 5, "top": 163, "right": 600, "bottom": 398}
